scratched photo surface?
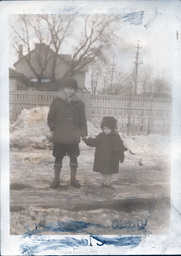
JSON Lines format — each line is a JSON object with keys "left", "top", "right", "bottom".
{"left": 9, "top": 9, "right": 172, "bottom": 236}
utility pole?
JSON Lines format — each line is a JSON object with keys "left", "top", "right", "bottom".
{"left": 127, "top": 40, "right": 141, "bottom": 135}
{"left": 133, "top": 40, "right": 141, "bottom": 96}
{"left": 110, "top": 60, "right": 115, "bottom": 94}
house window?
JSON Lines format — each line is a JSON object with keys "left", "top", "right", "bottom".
{"left": 30, "top": 78, "right": 51, "bottom": 83}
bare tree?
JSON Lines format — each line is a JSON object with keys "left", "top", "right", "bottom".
{"left": 12, "top": 15, "right": 50, "bottom": 83}
{"left": 139, "top": 66, "right": 153, "bottom": 96}
{"left": 10, "top": 14, "right": 120, "bottom": 89}
{"left": 61, "top": 15, "right": 120, "bottom": 79}
{"left": 114, "top": 71, "right": 133, "bottom": 95}
{"left": 153, "top": 76, "right": 171, "bottom": 97}
{"left": 11, "top": 14, "right": 74, "bottom": 85}
{"left": 88, "top": 62, "right": 102, "bottom": 94}
{"left": 88, "top": 57, "right": 112, "bottom": 94}
{"left": 41, "top": 14, "right": 74, "bottom": 83}
{"left": 98, "top": 63, "right": 133, "bottom": 96}
{"left": 139, "top": 66, "right": 171, "bottom": 98}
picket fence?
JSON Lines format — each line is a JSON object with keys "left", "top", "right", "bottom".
{"left": 10, "top": 91, "right": 172, "bottom": 135}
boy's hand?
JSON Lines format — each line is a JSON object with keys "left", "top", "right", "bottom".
{"left": 47, "top": 131, "right": 54, "bottom": 141}
{"left": 120, "top": 156, "right": 124, "bottom": 163}
{"left": 81, "top": 136, "right": 88, "bottom": 141}
{"left": 50, "top": 131, "right": 54, "bottom": 138}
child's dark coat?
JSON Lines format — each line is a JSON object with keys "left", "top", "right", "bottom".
{"left": 47, "top": 92, "right": 87, "bottom": 144}
{"left": 83, "top": 132, "right": 127, "bottom": 175}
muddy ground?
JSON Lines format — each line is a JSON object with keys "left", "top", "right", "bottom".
{"left": 10, "top": 146, "right": 170, "bottom": 236}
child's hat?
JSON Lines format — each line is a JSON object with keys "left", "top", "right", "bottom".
{"left": 63, "top": 78, "right": 78, "bottom": 91}
{"left": 101, "top": 116, "right": 117, "bottom": 131}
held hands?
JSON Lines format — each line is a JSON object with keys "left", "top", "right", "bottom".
{"left": 81, "top": 136, "right": 88, "bottom": 142}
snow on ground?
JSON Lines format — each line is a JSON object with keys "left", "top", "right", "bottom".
{"left": 10, "top": 148, "right": 170, "bottom": 236}
{"left": 10, "top": 107, "right": 52, "bottom": 149}
{"left": 10, "top": 107, "right": 171, "bottom": 235}
{"left": 122, "top": 134, "right": 171, "bottom": 155}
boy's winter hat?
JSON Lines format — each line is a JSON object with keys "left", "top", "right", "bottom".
{"left": 101, "top": 116, "right": 117, "bottom": 131}
{"left": 63, "top": 78, "right": 78, "bottom": 91}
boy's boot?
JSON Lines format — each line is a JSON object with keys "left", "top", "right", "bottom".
{"left": 70, "top": 165, "right": 81, "bottom": 188}
{"left": 50, "top": 165, "right": 61, "bottom": 189}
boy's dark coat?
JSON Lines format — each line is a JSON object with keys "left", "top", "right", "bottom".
{"left": 84, "top": 132, "right": 127, "bottom": 174}
{"left": 47, "top": 92, "right": 87, "bottom": 144}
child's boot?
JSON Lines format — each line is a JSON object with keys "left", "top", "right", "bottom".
{"left": 70, "top": 165, "right": 81, "bottom": 188}
{"left": 50, "top": 165, "right": 61, "bottom": 189}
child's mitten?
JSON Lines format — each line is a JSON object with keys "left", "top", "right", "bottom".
{"left": 120, "top": 154, "right": 125, "bottom": 163}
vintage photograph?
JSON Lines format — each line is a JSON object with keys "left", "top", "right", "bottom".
{"left": 0, "top": 0, "right": 180, "bottom": 254}
{"left": 9, "top": 10, "right": 173, "bottom": 237}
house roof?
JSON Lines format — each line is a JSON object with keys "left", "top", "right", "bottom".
{"left": 13, "top": 43, "right": 88, "bottom": 72}
{"left": 9, "top": 68, "right": 29, "bottom": 82}
{"left": 13, "top": 43, "right": 71, "bottom": 67}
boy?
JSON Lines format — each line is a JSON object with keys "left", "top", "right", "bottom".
{"left": 47, "top": 78, "right": 87, "bottom": 188}
{"left": 83, "top": 116, "right": 127, "bottom": 188}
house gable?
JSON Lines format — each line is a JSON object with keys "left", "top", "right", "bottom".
{"left": 14, "top": 44, "right": 71, "bottom": 81}
{"left": 9, "top": 68, "right": 30, "bottom": 91}
{"left": 12, "top": 43, "right": 87, "bottom": 91}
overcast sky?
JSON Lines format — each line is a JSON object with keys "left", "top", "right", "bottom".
{"left": 8, "top": 0, "right": 181, "bottom": 85}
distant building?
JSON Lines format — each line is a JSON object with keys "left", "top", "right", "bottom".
{"left": 10, "top": 43, "right": 87, "bottom": 91}
{"left": 9, "top": 68, "right": 30, "bottom": 91}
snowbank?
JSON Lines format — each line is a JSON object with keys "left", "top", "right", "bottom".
{"left": 10, "top": 107, "right": 170, "bottom": 155}
{"left": 10, "top": 107, "right": 52, "bottom": 149}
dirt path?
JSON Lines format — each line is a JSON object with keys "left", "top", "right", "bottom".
{"left": 10, "top": 148, "right": 170, "bottom": 235}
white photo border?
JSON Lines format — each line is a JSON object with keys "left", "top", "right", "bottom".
{"left": 1, "top": 1, "right": 181, "bottom": 255}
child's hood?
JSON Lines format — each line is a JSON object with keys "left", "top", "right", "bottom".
{"left": 57, "top": 91, "right": 80, "bottom": 102}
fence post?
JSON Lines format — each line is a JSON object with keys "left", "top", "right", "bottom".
{"left": 127, "top": 93, "right": 132, "bottom": 136}
{"left": 83, "top": 91, "right": 91, "bottom": 121}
